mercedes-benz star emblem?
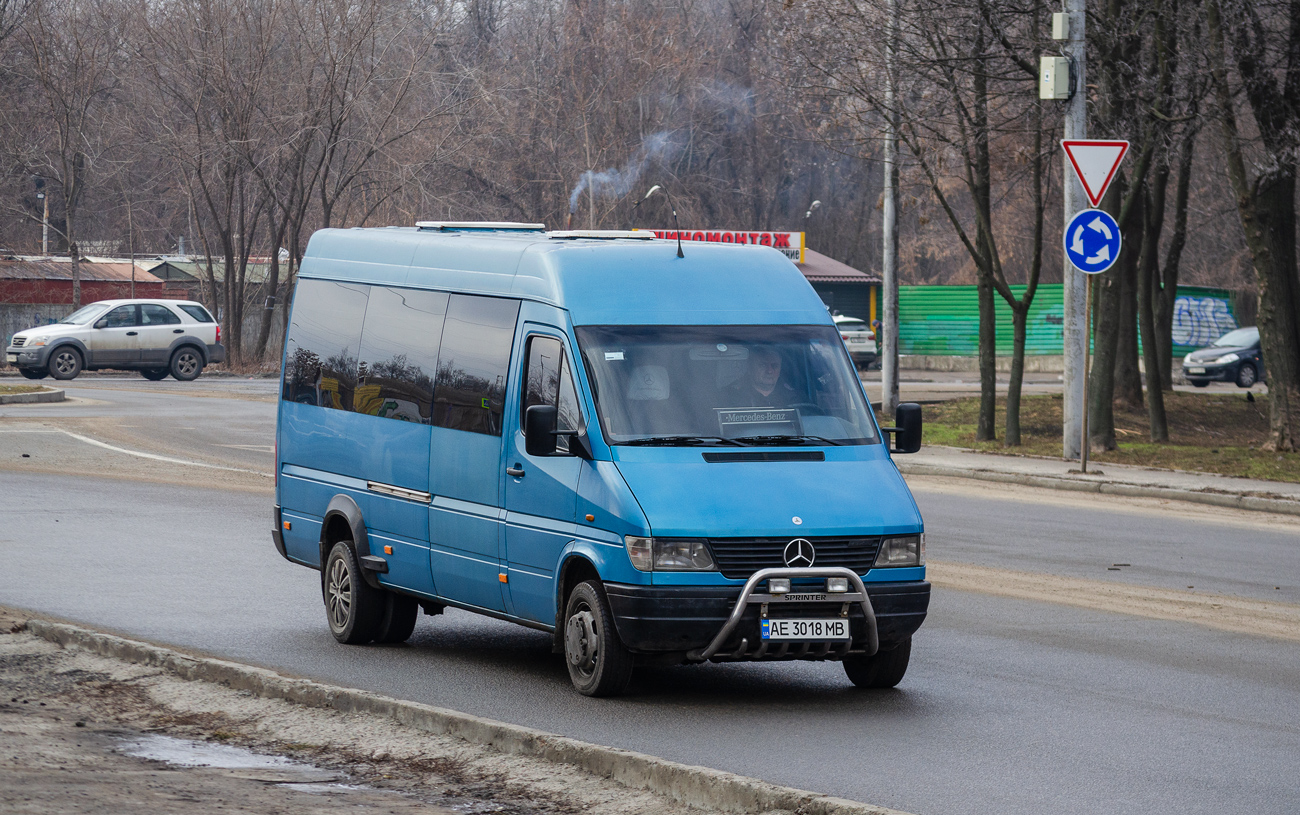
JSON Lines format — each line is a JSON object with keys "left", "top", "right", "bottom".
{"left": 783, "top": 538, "right": 816, "bottom": 568}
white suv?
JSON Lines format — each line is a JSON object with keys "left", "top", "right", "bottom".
{"left": 5, "top": 299, "right": 226, "bottom": 381}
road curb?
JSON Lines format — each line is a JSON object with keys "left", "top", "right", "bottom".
{"left": 898, "top": 462, "right": 1300, "bottom": 518}
{"left": 24, "top": 618, "right": 910, "bottom": 815}
{"left": 0, "top": 387, "right": 65, "bottom": 404}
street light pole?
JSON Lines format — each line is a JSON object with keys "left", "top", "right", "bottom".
{"left": 881, "top": 0, "right": 900, "bottom": 420}
{"left": 38, "top": 192, "right": 49, "bottom": 256}
{"left": 1062, "top": 0, "right": 1088, "bottom": 460}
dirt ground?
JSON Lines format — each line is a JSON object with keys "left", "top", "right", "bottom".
{"left": 0, "top": 608, "right": 704, "bottom": 815}
{"left": 923, "top": 392, "right": 1300, "bottom": 482}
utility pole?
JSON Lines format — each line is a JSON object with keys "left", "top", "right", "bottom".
{"left": 880, "top": 0, "right": 900, "bottom": 420}
{"left": 1060, "top": 0, "right": 1087, "bottom": 460}
{"left": 38, "top": 192, "right": 49, "bottom": 256}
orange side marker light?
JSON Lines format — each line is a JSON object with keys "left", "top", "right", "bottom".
{"left": 499, "top": 573, "right": 508, "bottom": 583}
{"left": 282, "top": 521, "right": 291, "bottom": 530}
{"left": 383, "top": 545, "right": 393, "bottom": 555}
{"left": 585, "top": 514, "right": 595, "bottom": 522}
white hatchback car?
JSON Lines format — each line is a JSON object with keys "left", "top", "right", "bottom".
{"left": 5, "top": 299, "right": 226, "bottom": 381}
{"left": 834, "top": 314, "right": 877, "bottom": 369}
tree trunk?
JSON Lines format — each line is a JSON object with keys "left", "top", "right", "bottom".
{"left": 1006, "top": 304, "right": 1028, "bottom": 446}
{"left": 1138, "top": 162, "right": 1170, "bottom": 441}
{"left": 1087, "top": 182, "right": 1124, "bottom": 452}
{"left": 1113, "top": 192, "right": 1144, "bottom": 410}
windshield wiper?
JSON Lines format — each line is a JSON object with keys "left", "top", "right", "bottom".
{"left": 621, "top": 435, "right": 743, "bottom": 447}
{"left": 732, "top": 434, "right": 843, "bottom": 446}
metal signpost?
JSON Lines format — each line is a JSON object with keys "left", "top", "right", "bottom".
{"left": 1060, "top": 140, "right": 1129, "bottom": 472}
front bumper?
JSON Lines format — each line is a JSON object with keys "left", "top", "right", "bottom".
{"left": 1182, "top": 362, "right": 1234, "bottom": 382}
{"left": 5, "top": 344, "right": 51, "bottom": 369}
{"left": 606, "top": 571, "right": 929, "bottom": 661}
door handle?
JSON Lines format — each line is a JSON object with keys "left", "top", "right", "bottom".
{"left": 173, "top": 329, "right": 184, "bottom": 334}
{"left": 126, "top": 331, "right": 138, "bottom": 336}
{"left": 506, "top": 465, "right": 525, "bottom": 477}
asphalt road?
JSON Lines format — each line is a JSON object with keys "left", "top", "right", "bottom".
{"left": 1, "top": 377, "right": 1297, "bottom": 815}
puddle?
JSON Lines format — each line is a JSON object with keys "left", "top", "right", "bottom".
{"left": 118, "top": 734, "right": 343, "bottom": 783}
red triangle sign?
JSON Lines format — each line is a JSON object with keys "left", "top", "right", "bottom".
{"left": 1062, "top": 140, "right": 1129, "bottom": 208}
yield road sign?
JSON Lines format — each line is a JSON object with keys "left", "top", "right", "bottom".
{"left": 1064, "top": 209, "right": 1121, "bottom": 274}
{"left": 1062, "top": 140, "right": 1129, "bottom": 207}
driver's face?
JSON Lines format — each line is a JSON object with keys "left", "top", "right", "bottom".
{"left": 753, "top": 352, "right": 781, "bottom": 388}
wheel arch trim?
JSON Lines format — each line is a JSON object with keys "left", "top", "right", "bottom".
{"left": 320, "top": 494, "right": 382, "bottom": 589}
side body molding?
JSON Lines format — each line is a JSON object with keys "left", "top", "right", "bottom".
{"left": 320, "top": 494, "right": 382, "bottom": 589}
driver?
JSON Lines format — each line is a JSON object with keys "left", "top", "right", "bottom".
{"left": 727, "top": 346, "right": 796, "bottom": 408}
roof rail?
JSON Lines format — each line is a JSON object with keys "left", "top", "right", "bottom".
{"left": 415, "top": 221, "right": 546, "bottom": 231}
{"left": 546, "top": 230, "right": 656, "bottom": 240}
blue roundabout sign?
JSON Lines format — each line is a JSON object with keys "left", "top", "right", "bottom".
{"left": 1064, "top": 209, "right": 1121, "bottom": 275}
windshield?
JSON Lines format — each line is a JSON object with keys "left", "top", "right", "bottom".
{"left": 58, "top": 303, "right": 110, "bottom": 325}
{"left": 1212, "top": 327, "right": 1257, "bottom": 348}
{"left": 575, "top": 324, "right": 880, "bottom": 446}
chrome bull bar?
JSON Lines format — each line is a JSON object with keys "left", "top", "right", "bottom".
{"left": 688, "top": 567, "right": 878, "bottom": 662}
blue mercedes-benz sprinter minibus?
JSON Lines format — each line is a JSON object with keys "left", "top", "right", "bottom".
{"left": 273, "top": 222, "right": 928, "bottom": 696}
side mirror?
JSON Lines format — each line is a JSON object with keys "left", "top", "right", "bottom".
{"left": 93, "top": 318, "right": 107, "bottom": 329}
{"left": 524, "top": 405, "right": 558, "bottom": 456}
{"left": 883, "top": 402, "right": 922, "bottom": 454}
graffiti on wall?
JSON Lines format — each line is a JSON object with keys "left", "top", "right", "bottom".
{"left": 1171, "top": 296, "right": 1237, "bottom": 348}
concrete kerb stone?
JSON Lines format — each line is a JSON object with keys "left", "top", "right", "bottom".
{"left": 24, "top": 618, "right": 910, "bottom": 815}
{"left": 0, "top": 387, "right": 65, "bottom": 404}
{"left": 897, "top": 462, "right": 1300, "bottom": 518}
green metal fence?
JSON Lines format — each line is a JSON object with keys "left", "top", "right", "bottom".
{"left": 898, "top": 283, "right": 1241, "bottom": 357}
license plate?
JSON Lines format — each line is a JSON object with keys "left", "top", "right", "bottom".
{"left": 1187, "top": 367, "right": 1205, "bottom": 374}
{"left": 761, "top": 618, "right": 850, "bottom": 640}
{"left": 5, "top": 354, "right": 16, "bottom": 363}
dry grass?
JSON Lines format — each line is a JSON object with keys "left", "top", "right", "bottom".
{"left": 0, "top": 384, "right": 46, "bottom": 395}
{"left": 923, "top": 391, "right": 1300, "bottom": 483}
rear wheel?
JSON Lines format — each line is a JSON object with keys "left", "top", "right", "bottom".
{"left": 1235, "top": 362, "right": 1258, "bottom": 388}
{"left": 373, "top": 593, "right": 419, "bottom": 644}
{"left": 170, "top": 347, "right": 203, "bottom": 381}
{"left": 141, "top": 368, "right": 169, "bottom": 381}
{"left": 1190, "top": 380, "right": 1209, "bottom": 388}
{"left": 322, "top": 541, "right": 384, "bottom": 644}
{"left": 843, "top": 638, "right": 911, "bottom": 689}
{"left": 19, "top": 368, "right": 47, "bottom": 380}
{"left": 563, "top": 580, "right": 633, "bottom": 697}
{"left": 47, "top": 347, "right": 82, "bottom": 380}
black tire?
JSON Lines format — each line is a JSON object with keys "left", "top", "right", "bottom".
{"left": 1235, "top": 362, "right": 1258, "bottom": 389}
{"left": 47, "top": 347, "right": 82, "bottom": 380}
{"left": 843, "top": 638, "right": 912, "bottom": 689}
{"left": 322, "top": 541, "right": 384, "bottom": 644}
{"left": 1190, "top": 380, "right": 1209, "bottom": 388}
{"left": 373, "top": 593, "right": 419, "bottom": 644}
{"left": 18, "top": 368, "right": 48, "bottom": 380}
{"left": 169, "top": 347, "right": 203, "bottom": 381}
{"left": 141, "top": 368, "right": 169, "bottom": 381}
{"left": 563, "top": 580, "right": 633, "bottom": 697}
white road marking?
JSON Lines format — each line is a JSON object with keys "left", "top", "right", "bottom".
{"left": 214, "top": 444, "right": 274, "bottom": 453}
{"left": 2, "top": 427, "right": 271, "bottom": 477}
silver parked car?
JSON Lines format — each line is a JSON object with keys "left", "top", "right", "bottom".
{"left": 833, "top": 314, "right": 878, "bottom": 370}
{"left": 5, "top": 299, "right": 225, "bottom": 382}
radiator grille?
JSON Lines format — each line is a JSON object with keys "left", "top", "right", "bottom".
{"left": 11, "top": 337, "right": 25, "bottom": 347}
{"left": 703, "top": 536, "right": 881, "bottom": 579}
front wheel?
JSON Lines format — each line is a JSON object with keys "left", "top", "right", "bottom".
{"left": 564, "top": 581, "right": 633, "bottom": 697}
{"left": 843, "top": 638, "right": 911, "bottom": 689}
{"left": 141, "top": 368, "right": 169, "bottom": 381}
{"left": 322, "top": 542, "right": 384, "bottom": 644}
{"left": 47, "top": 347, "right": 82, "bottom": 380}
{"left": 170, "top": 348, "right": 203, "bottom": 381}
{"left": 1190, "top": 380, "right": 1209, "bottom": 388}
{"left": 19, "top": 368, "right": 48, "bottom": 380}
{"left": 1235, "top": 362, "right": 1258, "bottom": 388}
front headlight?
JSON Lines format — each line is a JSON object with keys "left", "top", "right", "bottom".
{"left": 1182, "top": 353, "right": 1194, "bottom": 365}
{"left": 1212, "top": 353, "right": 1239, "bottom": 364}
{"left": 623, "top": 536, "right": 716, "bottom": 571}
{"left": 28, "top": 337, "right": 49, "bottom": 347}
{"left": 875, "top": 534, "right": 924, "bottom": 567}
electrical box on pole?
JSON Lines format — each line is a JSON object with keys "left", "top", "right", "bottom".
{"left": 1040, "top": 57, "right": 1071, "bottom": 100}
{"left": 1051, "top": 12, "right": 1070, "bottom": 40}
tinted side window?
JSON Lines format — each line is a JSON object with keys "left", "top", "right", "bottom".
{"left": 141, "top": 304, "right": 181, "bottom": 325}
{"left": 522, "top": 336, "right": 582, "bottom": 453}
{"left": 178, "top": 304, "right": 214, "bottom": 322}
{"left": 103, "top": 306, "right": 138, "bottom": 328}
{"left": 433, "top": 295, "right": 520, "bottom": 436}
{"left": 282, "top": 279, "right": 370, "bottom": 410}
{"left": 355, "top": 287, "right": 448, "bottom": 423}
